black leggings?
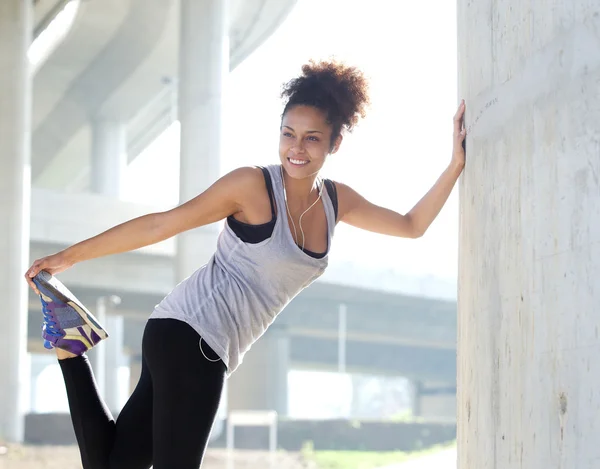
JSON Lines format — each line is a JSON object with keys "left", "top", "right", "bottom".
{"left": 59, "top": 318, "right": 226, "bottom": 469}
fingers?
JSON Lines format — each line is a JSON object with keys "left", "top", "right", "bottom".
{"left": 452, "top": 100, "right": 467, "bottom": 154}
{"left": 453, "top": 99, "right": 465, "bottom": 119}
{"left": 25, "top": 275, "right": 39, "bottom": 295}
{"left": 26, "top": 259, "right": 43, "bottom": 278}
{"left": 24, "top": 258, "right": 45, "bottom": 295}
{"left": 454, "top": 99, "right": 466, "bottom": 136}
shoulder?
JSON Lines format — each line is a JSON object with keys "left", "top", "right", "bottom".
{"left": 222, "top": 166, "right": 266, "bottom": 192}
{"left": 227, "top": 166, "right": 264, "bottom": 182}
{"left": 217, "top": 166, "right": 275, "bottom": 213}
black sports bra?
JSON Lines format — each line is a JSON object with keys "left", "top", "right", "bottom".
{"left": 227, "top": 167, "right": 338, "bottom": 259}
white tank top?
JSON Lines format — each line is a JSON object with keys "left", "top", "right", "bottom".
{"left": 150, "top": 164, "right": 337, "bottom": 375}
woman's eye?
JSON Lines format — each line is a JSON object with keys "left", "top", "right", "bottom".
{"left": 307, "top": 136, "right": 319, "bottom": 142}
{"left": 283, "top": 132, "right": 293, "bottom": 138}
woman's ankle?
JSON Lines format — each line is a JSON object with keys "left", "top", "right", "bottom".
{"left": 56, "top": 348, "right": 80, "bottom": 360}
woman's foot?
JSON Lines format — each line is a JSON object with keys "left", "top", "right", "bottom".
{"left": 32, "top": 271, "right": 109, "bottom": 355}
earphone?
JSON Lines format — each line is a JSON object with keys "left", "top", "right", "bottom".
{"left": 280, "top": 165, "right": 323, "bottom": 252}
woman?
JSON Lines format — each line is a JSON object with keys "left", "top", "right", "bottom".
{"left": 25, "top": 59, "right": 466, "bottom": 469}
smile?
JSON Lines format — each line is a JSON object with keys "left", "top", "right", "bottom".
{"left": 288, "top": 158, "right": 309, "bottom": 166}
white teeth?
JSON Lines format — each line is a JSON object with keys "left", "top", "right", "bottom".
{"left": 289, "top": 158, "right": 308, "bottom": 165}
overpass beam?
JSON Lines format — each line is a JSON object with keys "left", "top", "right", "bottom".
{"left": 0, "top": 0, "right": 33, "bottom": 443}
{"left": 227, "top": 325, "right": 290, "bottom": 416}
{"left": 176, "top": 0, "right": 228, "bottom": 279}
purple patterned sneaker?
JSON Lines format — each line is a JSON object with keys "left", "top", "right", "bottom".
{"left": 32, "top": 271, "right": 108, "bottom": 355}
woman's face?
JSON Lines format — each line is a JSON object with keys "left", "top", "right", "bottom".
{"left": 279, "top": 105, "right": 341, "bottom": 179}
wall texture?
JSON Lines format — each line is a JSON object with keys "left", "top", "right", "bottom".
{"left": 457, "top": 2, "right": 600, "bottom": 468}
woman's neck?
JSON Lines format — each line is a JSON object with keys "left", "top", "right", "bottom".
{"left": 281, "top": 166, "right": 321, "bottom": 208}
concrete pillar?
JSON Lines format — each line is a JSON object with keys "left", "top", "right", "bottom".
{"left": 89, "top": 119, "right": 127, "bottom": 409}
{"left": 176, "top": 0, "right": 228, "bottom": 280}
{"left": 88, "top": 296, "right": 120, "bottom": 407}
{"left": 412, "top": 381, "right": 423, "bottom": 418}
{"left": 457, "top": 2, "right": 600, "bottom": 468}
{"left": 91, "top": 119, "right": 127, "bottom": 197}
{"left": 104, "top": 315, "right": 126, "bottom": 413}
{"left": 0, "top": 0, "right": 32, "bottom": 443}
{"left": 29, "top": 355, "right": 51, "bottom": 413}
{"left": 89, "top": 299, "right": 107, "bottom": 398}
{"left": 227, "top": 325, "right": 289, "bottom": 415}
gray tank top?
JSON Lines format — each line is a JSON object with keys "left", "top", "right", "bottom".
{"left": 150, "top": 164, "right": 336, "bottom": 375}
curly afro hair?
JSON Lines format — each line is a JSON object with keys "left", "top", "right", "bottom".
{"left": 280, "top": 59, "right": 370, "bottom": 149}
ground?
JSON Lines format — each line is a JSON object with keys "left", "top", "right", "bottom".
{"left": 0, "top": 442, "right": 457, "bottom": 469}
{"left": 0, "top": 445, "right": 317, "bottom": 469}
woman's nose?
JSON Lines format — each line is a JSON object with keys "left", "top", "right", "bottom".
{"left": 291, "top": 140, "right": 305, "bottom": 154}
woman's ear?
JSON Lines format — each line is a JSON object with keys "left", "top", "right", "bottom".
{"left": 330, "top": 134, "right": 343, "bottom": 154}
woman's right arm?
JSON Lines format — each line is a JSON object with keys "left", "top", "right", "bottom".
{"left": 25, "top": 166, "right": 258, "bottom": 291}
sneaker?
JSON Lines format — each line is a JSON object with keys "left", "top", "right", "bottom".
{"left": 32, "top": 271, "right": 108, "bottom": 355}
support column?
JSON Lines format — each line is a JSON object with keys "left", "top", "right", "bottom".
{"left": 411, "top": 381, "right": 423, "bottom": 418}
{"left": 176, "top": 0, "right": 228, "bottom": 280}
{"left": 104, "top": 315, "right": 126, "bottom": 413}
{"left": 91, "top": 119, "right": 127, "bottom": 197}
{"left": 0, "top": 0, "right": 32, "bottom": 443}
{"left": 29, "top": 355, "right": 51, "bottom": 413}
{"left": 88, "top": 296, "right": 121, "bottom": 407}
{"left": 89, "top": 298, "right": 107, "bottom": 398}
{"left": 89, "top": 119, "right": 127, "bottom": 406}
{"left": 227, "top": 325, "right": 289, "bottom": 415}
{"left": 457, "top": 2, "right": 600, "bottom": 468}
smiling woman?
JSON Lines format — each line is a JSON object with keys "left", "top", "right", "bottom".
{"left": 25, "top": 58, "right": 465, "bottom": 469}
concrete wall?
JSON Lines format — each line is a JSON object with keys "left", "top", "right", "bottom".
{"left": 457, "top": 2, "right": 600, "bottom": 468}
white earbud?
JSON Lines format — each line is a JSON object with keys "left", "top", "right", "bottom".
{"left": 281, "top": 166, "right": 323, "bottom": 252}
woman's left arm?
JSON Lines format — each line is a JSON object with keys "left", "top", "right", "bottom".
{"left": 337, "top": 100, "right": 466, "bottom": 239}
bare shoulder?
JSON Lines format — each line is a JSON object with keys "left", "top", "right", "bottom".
{"left": 208, "top": 166, "right": 265, "bottom": 200}
{"left": 226, "top": 165, "right": 264, "bottom": 185}
{"left": 224, "top": 166, "right": 267, "bottom": 197}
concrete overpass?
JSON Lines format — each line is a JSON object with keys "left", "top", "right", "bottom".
{"left": 32, "top": 0, "right": 299, "bottom": 190}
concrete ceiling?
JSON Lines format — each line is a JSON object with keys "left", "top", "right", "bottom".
{"left": 32, "top": 0, "right": 297, "bottom": 189}
{"left": 33, "top": 0, "right": 71, "bottom": 35}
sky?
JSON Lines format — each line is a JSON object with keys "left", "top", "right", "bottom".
{"left": 122, "top": 0, "right": 461, "bottom": 282}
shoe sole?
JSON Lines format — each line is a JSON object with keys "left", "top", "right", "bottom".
{"left": 32, "top": 271, "right": 108, "bottom": 342}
